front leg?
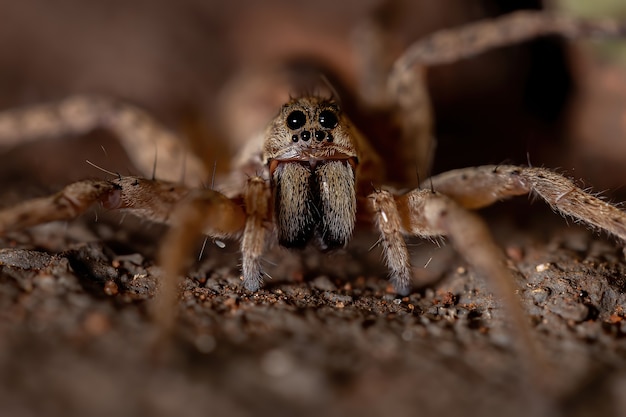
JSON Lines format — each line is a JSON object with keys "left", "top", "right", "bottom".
{"left": 0, "top": 172, "right": 253, "bottom": 333}
{"left": 154, "top": 176, "right": 269, "bottom": 330}
{"left": 368, "top": 189, "right": 438, "bottom": 296}
{"left": 368, "top": 187, "right": 519, "bottom": 298}
{"left": 368, "top": 187, "right": 546, "bottom": 390}
{"left": 370, "top": 164, "right": 626, "bottom": 295}
{"left": 240, "top": 177, "right": 271, "bottom": 291}
{"left": 154, "top": 184, "right": 248, "bottom": 331}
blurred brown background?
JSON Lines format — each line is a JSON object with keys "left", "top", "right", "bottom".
{"left": 2, "top": 0, "right": 625, "bottom": 192}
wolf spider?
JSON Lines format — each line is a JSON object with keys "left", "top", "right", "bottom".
{"left": 1, "top": 10, "right": 626, "bottom": 356}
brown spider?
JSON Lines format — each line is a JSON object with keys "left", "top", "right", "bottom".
{"left": 1, "top": 12, "right": 626, "bottom": 379}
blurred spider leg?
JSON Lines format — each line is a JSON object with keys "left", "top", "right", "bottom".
{"left": 354, "top": 2, "right": 434, "bottom": 185}
{"left": 407, "top": 189, "right": 557, "bottom": 396}
{"left": 155, "top": 188, "right": 247, "bottom": 332}
{"left": 427, "top": 165, "right": 626, "bottom": 241}
{"left": 387, "top": 65, "right": 434, "bottom": 186}
{"left": 352, "top": 1, "right": 400, "bottom": 108}
{"left": 0, "top": 95, "right": 208, "bottom": 185}
{"left": 392, "top": 10, "right": 626, "bottom": 71}
{"left": 386, "top": 9, "right": 626, "bottom": 190}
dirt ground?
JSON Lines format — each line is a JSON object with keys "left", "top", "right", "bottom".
{"left": 2, "top": 1, "right": 626, "bottom": 417}
{"left": 2, "top": 200, "right": 626, "bottom": 417}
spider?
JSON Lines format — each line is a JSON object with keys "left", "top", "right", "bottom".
{"left": 1, "top": 11, "right": 626, "bottom": 372}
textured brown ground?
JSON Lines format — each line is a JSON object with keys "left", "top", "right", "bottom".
{"left": 2, "top": 1, "right": 626, "bottom": 417}
{"left": 1, "top": 204, "right": 626, "bottom": 417}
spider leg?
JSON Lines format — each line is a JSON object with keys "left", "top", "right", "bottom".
{"left": 0, "top": 180, "right": 117, "bottom": 234}
{"left": 154, "top": 176, "right": 268, "bottom": 330}
{"left": 383, "top": 9, "right": 626, "bottom": 188}
{"left": 353, "top": 7, "right": 434, "bottom": 185}
{"left": 370, "top": 164, "right": 626, "bottom": 297}
{"left": 368, "top": 187, "right": 528, "bottom": 298}
{"left": 0, "top": 95, "right": 208, "bottom": 186}
{"left": 368, "top": 186, "right": 550, "bottom": 393}
{"left": 369, "top": 164, "right": 626, "bottom": 394}
{"left": 240, "top": 177, "right": 271, "bottom": 292}
{"left": 428, "top": 165, "right": 626, "bottom": 241}
{"left": 367, "top": 190, "right": 415, "bottom": 296}
{"left": 391, "top": 10, "right": 626, "bottom": 72}
{"left": 0, "top": 176, "right": 197, "bottom": 234}
{"left": 0, "top": 171, "right": 250, "bottom": 333}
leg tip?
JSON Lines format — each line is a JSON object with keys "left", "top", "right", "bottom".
{"left": 390, "top": 275, "right": 411, "bottom": 297}
{"left": 390, "top": 276, "right": 412, "bottom": 296}
{"left": 242, "top": 275, "right": 263, "bottom": 292}
{"left": 394, "top": 284, "right": 411, "bottom": 297}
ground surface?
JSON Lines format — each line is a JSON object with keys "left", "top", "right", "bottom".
{"left": 1, "top": 201, "right": 626, "bottom": 417}
{"left": 2, "top": 1, "right": 626, "bottom": 417}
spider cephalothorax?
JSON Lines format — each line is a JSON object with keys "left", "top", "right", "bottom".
{"left": 264, "top": 97, "right": 360, "bottom": 251}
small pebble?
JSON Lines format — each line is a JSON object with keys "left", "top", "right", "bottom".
{"left": 530, "top": 287, "right": 550, "bottom": 304}
{"left": 104, "top": 281, "right": 118, "bottom": 296}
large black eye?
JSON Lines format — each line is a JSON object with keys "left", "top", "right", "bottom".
{"left": 286, "top": 110, "right": 306, "bottom": 130}
{"left": 319, "top": 110, "right": 338, "bottom": 129}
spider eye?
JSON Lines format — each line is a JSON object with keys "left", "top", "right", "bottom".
{"left": 319, "top": 110, "right": 338, "bottom": 129}
{"left": 286, "top": 110, "right": 306, "bottom": 130}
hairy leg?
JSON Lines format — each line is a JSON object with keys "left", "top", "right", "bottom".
{"left": 369, "top": 165, "right": 626, "bottom": 323}
{"left": 154, "top": 185, "right": 246, "bottom": 331}
{"left": 369, "top": 187, "right": 554, "bottom": 395}
{"left": 0, "top": 170, "right": 250, "bottom": 333}
{"left": 428, "top": 165, "right": 626, "bottom": 241}
{"left": 368, "top": 189, "right": 423, "bottom": 296}
{"left": 0, "top": 180, "right": 117, "bottom": 233}
{"left": 0, "top": 95, "right": 208, "bottom": 186}
{"left": 154, "top": 177, "right": 269, "bottom": 330}
{"left": 240, "top": 177, "right": 272, "bottom": 291}
{"left": 369, "top": 162, "right": 626, "bottom": 394}
{"left": 0, "top": 176, "right": 195, "bottom": 234}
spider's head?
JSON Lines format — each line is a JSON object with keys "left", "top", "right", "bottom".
{"left": 263, "top": 96, "right": 359, "bottom": 174}
{"left": 263, "top": 96, "right": 359, "bottom": 251}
